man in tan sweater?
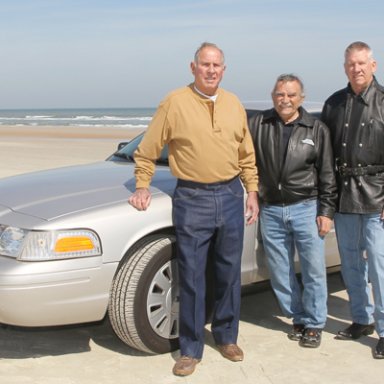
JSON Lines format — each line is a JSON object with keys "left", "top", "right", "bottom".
{"left": 129, "top": 42, "right": 258, "bottom": 376}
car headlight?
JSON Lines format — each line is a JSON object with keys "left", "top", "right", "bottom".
{"left": 0, "top": 225, "right": 102, "bottom": 261}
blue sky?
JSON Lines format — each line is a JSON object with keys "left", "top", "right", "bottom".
{"left": 0, "top": 0, "right": 383, "bottom": 109}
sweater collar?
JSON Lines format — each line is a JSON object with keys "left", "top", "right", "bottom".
{"left": 189, "top": 83, "right": 219, "bottom": 102}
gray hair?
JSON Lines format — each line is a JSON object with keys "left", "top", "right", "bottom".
{"left": 344, "top": 41, "right": 374, "bottom": 61}
{"left": 273, "top": 74, "right": 305, "bottom": 97}
{"left": 194, "top": 42, "right": 225, "bottom": 65}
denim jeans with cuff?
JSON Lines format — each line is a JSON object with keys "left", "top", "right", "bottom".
{"left": 172, "top": 176, "right": 244, "bottom": 359}
{"left": 260, "top": 199, "right": 327, "bottom": 329}
{"left": 334, "top": 212, "right": 384, "bottom": 337}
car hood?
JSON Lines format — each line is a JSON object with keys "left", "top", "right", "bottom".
{"left": 0, "top": 161, "right": 175, "bottom": 221}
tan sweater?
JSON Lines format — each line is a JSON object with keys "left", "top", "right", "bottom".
{"left": 134, "top": 84, "right": 258, "bottom": 192}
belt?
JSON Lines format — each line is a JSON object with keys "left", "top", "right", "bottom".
{"left": 338, "top": 165, "right": 384, "bottom": 177}
{"left": 176, "top": 175, "right": 239, "bottom": 189}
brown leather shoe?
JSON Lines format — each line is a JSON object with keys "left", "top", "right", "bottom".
{"left": 217, "top": 344, "right": 244, "bottom": 362}
{"left": 172, "top": 356, "right": 200, "bottom": 376}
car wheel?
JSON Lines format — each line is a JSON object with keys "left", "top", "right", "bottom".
{"left": 108, "top": 234, "right": 179, "bottom": 354}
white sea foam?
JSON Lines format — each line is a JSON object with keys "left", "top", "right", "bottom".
{"left": 0, "top": 107, "right": 155, "bottom": 128}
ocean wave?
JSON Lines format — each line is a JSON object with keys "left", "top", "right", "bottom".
{"left": 1, "top": 115, "right": 152, "bottom": 122}
{"left": 75, "top": 124, "right": 149, "bottom": 129}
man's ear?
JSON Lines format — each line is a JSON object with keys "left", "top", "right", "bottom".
{"left": 190, "top": 61, "right": 196, "bottom": 75}
{"left": 371, "top": 59, "right": 377, "bottom": 74}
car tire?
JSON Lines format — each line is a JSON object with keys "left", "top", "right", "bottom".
{"left": 108, "top": 234, "right": 179, "bottom": 354}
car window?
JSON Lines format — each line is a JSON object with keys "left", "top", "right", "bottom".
{"left": 108, "top": 133, "right": 169, "bottom": 165}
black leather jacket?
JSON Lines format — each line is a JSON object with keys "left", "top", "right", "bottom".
{"left": 248, "top": 107, "right": 337, "bottom": 218}
{"left": 321, "top": 77, "right": 384, "bottom": 214}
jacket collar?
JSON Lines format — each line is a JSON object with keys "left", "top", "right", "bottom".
{"left": 347, "top": 76, "right": 383, "bottom": 105}
{"left": 262, "top": 106, "right": 315, "bottom": 128}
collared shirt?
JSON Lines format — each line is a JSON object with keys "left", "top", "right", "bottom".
{"left": 134, "top": 84, "right": 258, "bottom": 192}
{"left": 267, "top": 109, "right": 301, "bottom": 170}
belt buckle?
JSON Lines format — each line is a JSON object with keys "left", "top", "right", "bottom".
{"left": 338, "top": 166, "right": 346, "bottom": 176}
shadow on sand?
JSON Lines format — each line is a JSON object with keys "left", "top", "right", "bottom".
{"left": 0, "top": 272, "right": 376, "bottom": 359}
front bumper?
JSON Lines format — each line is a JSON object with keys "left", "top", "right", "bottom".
{"left": 0, "top": 255, "right": 117, "bottom": 327}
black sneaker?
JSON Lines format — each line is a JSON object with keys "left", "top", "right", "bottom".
{"left": 336, "top": 322, "right": 375, "bottom": 340}
{"left": 300, "top": 328, "right": 322, "bottom": 348}
{"left": 287, "top": 324, "right": 305, "bottom": 341}
{"left": 374, "top": 337, "right": 384, "bottom": 359}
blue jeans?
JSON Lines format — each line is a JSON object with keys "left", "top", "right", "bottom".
{"left": 334, "top": 212, "right": 384, "bottom": 336}
{"left": 260, "top": 199, "right": 327, "bottom": 328}
{"left": 172, "top": 177, "right": 244, "bottom": 359}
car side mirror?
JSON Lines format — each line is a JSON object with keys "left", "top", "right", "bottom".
{"left": 117, "top": 142, "right": 128, "bottom": 151}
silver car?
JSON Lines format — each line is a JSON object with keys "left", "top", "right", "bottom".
{"left": 0, "top": 113, "right": 340, "bottom": 354}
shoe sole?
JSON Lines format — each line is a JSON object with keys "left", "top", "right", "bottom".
{"left": 299, "top": 341, "right": 321, "bottom": 348}
{"left": 173, "top": 370, "right": 196, "bottom": 376}
{"left": 287, "top": 334, "right": 302, "bottom": 341}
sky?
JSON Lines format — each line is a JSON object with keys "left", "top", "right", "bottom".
{"left": 0, "top": 0, "right": 383, "bottom": 109}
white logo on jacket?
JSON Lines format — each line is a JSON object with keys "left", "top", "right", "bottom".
{"left": 301, "top": 138, "right": 314, "bottom": 146}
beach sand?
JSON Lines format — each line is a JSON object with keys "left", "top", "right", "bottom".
{"left": 0, "top": 125, "right": 144, "bottom": 178}
{"left": 0, "top": 125, "right": 382, "bottom": 384}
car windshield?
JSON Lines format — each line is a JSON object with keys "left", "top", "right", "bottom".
{"left": 108, "top": 133, "right": 169, "bottom": 165}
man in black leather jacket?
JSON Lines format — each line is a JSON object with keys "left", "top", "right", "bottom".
{"left": 249, "top": 74, "right": 337, "bottom": 348}
{"left": 321, "top": 41, "right": 384, "bottom": 359}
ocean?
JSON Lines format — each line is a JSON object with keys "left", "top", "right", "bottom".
{"left": 0, "top": 102, "right": 323, "bottom": 130}
{"left": 0, "top": 108, "right": 156, "bottom": 129}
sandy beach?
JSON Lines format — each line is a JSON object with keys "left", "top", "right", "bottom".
{"left": 0, "top": 125, "right": 383, "bottom": 383}
{"left": 0, "top": 124, "right": 144, "bottom": 178}
{"left": 0, "top": 124, "right": 145, "bottom": 139}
